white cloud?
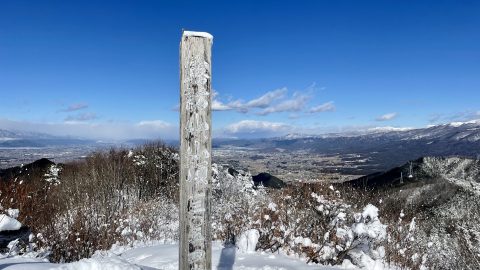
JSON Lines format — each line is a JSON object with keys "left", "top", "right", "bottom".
{"left": 211, "top": 99, "right": 243, "bottom": 112}
{"left": 368, "top": 126, "right": 414, "bottom": 132}
{"left": 223, "top": 120, "right": 292, "bottom": 138}
{"left": 137, "top": 120, "right": 171, "bottom": 128}
{"left": 309, "top": 101, "right": 336, "bottom": 113}
{"left": 257, "top": 92, "right": 311, "bottom": 115}
{"left": 212, "top": 87, "right": 287, "bottom": 113}
{"left": 205, "top": 84, "right": 329, "bottom": 117}
{"left": 375, "top": 112, "right": 397, "bottom": 121}
{"left": 245, "top": 87, "right": 287, "bottom": 108}
{"left": 211, "top": 99, "right": 231, "bottom": 111}
{"left": 228, "top": 100, "right": 249, "bottom": 113}
{"left": 211, "top": 90, "right": 232, "bottom": 111}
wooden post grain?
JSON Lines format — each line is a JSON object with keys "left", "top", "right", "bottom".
{"left": 179, "top": 30, "right": 213, "bottom": 270}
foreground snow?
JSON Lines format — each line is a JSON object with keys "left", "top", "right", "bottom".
{"left": 0, "top": 214, "right": 22, "bottom": 231}
{"left": 0, "top": 242, "right": 342, "bottom": 270}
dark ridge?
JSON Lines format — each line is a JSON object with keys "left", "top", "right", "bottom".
{"left": 0, "top": 158, "right": 55, "bottom": 182}
{"left": 30, "top": 158, "right": 55, "bottom": 168}
{"left": 343, "top": 157, "right": 426, "bottom": 190}
{"left": 252, "top": 172, "right": 286, "bottom": 189}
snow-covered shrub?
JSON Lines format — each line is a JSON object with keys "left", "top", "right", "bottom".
{"left": 0, "top": 142, "right": 179, "bottom": 262}
{"left": 0, "top": 209, "right": 48, "bottom": 258}
{"left": 115, "top": 198, "right": 179, "bottom": 245}
{"left": 6, "top": 208, "right": 19, "bottom": 219}
{"left": 414, "top": 191, "right": 480, "bottom": 270}
{"left": 345, "top": 204, "right": 387, "bottom": 269}
{"left": 7, "top": 238, "right": 20, "bottom": 256}
{"left": 348, "top": 161, "right": 480, "bottom": 270}
{"left": 382, "top": 209, "right": 425, "bottom": 269}
{"left": 249, "top": 183, "right": 387, "bottom": 268}
{"left": 237, "top": 229, "right": 260, "bottom": 253}
{"left": 211, "top": 164, "right": 267, "bottom": 244}
{"left": 0, "top": 162, "right": 60, "bottom": 235}
{"left": 129, "top": 142, "right": 179, "bottom": 202}
{"left": 44, "top": 164, "right": 61, "bottom": 185}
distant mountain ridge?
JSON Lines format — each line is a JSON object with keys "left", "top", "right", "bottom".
{"left": 278, "top": 119, "right": 480, "bottom": 142}
{"left": 0, "top": 129, "right": 57, "bottom": 140}
{"left": 214, "top": 120, "right": 480, "bottom": 172}
{"left": 0, "top": 129, "right": 97, "bottom": 147}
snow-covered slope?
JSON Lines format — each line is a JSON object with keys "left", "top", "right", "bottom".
{"left": 419, "top": 156, "right": 480, "bottom": 194}
{"left": 347, "top": 156, "right": 480, "bottom": 190}
{"left": 0, "top": 242, "right": 341, "bottom": 270}
{"left": 344, "top": 156, "right": 480, "bottom": 269}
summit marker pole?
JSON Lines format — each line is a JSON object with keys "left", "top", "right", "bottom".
{"left": 179, "top": 30, "right": 213, "bottom": 270}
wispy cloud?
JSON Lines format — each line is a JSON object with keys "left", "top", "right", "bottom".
{"left": 173, "top": 88, "right": 287, "bottom": 113}
{"left": 245, "top": 88, "right": 287, "bottom": 108}
{"left": 212, "top": 87, "right": 287, "bottom": 113}
{"left": 429, "top": 110, "right": 480, "bottom": 124}
{"left": 213, "top": 85, "right": 325, "bottom": 116}
{"left": 375, "top": 112, "right": 397, "bottom": 121}
{"left": 64, "top": 112, "right": 97, "bottom": 122}
{"left": 176, "top": 84, "right": 334, "bottom": 118}
{"left": 428, "top": 113, "right": 442, "bottom": 123}
{"left": 257, "top": 92, "right": 311, "bottom": 115}
{"left": 309, "top": 101, "right": 336, "bottom": 113}
{"left": 60, "top": 103, "right": 89, "bottom": 112}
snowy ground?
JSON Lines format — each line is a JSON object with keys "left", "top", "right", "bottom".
{"left": 0, "top": 242, "right": 342, "bottom": 270}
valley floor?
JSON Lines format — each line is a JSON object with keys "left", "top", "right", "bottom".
{"left": 0, "top": 242, "right": 344, "bottom": 270}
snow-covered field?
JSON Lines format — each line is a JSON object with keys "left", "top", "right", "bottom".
{"left": 0, "top": 242, "right": 342, "bottom": 270}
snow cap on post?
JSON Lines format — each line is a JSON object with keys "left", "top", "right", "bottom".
{"left": 183, "top": 30, "right": 214, "bottom": 41}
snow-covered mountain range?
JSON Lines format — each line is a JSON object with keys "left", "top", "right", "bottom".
{"left": 214, "top": 120, "right": 480, "bottom": 171}
{"left": 280, "top": 119, "right": 480, "bottom": 142}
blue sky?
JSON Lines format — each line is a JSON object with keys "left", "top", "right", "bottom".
{"left": 0, "top": 0, "right": 479, "bottom": 139}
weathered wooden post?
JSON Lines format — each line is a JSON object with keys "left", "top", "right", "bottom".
{"left": 179, "top": 30, "right": 213, "bottom": 269}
